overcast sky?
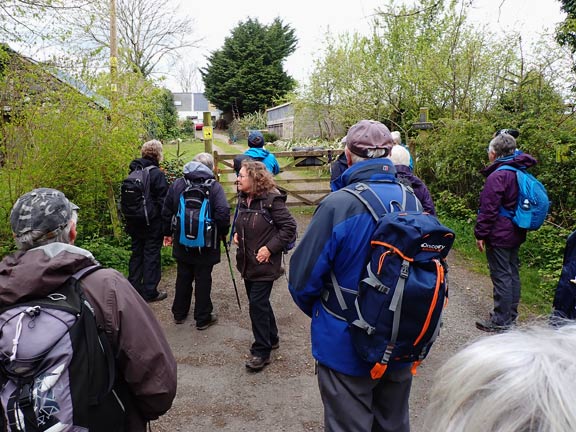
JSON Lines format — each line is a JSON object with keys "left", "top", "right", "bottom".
{"left": 167, "top": 0, "right": 566, "bottom": 92}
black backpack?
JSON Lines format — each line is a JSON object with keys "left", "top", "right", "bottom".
{"left": 120, "top": 166, "right": 156, "bottom": 225}
{"left": 0, "top": 265, "right": 125, "bottom": 431}
{"left": 175, "top": 179, "right": 217, "bottom": 249}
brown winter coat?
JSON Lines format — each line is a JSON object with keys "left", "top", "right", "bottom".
{"left": 0, "top": 243, "right": 177, "bottom": 431}
{"left": 235, "top": 190, "right": 297, "bottom": 281}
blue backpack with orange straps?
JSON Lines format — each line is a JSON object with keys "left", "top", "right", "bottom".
{"left": 328, "top": 183, "right": 455, "bottom": 379}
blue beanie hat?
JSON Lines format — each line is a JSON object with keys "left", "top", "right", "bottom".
{"left": 247, "top": 130, "right": 265, "bottom": 148}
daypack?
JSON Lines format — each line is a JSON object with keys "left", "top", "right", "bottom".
{"left": 496, "top": 165, "right": 550, "bottom": 230}
{"left": 233, "top": 194, "right": 297, "bottom": 253}
{"left": 120, "top": 165, "right": 156, "bottom": 225}
{"left": 0, "top": 265, "right": 125, "bottom": 431}
{"left": 551, "top": 230, "right": 576, "bottom": 322}
{"left": 176, "top": 178, "right": 217, "bottom": 249}
{"left": 326, "top": 182, "right": 455, "bottom": 380}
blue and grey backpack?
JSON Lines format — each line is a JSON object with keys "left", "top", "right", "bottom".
{"left": 0, "top": 265, "right": 125, "bottom": 431}
{"left": 326, "top": 182, "right": 455, "bottom": 379}
{"left": 497, "top": 165, "right": 549, "bottom": 230}
{"left": 177, "top": 179, "right": 217, "bottom": 249}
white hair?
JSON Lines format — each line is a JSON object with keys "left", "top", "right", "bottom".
{"left": 193, "top": 152, "right": 214, "bottom": 170}
{"left": 424, "top": 323, "right": 576, "bottom": 432}
{"left": 391, "top": 131, "right": 402, "bottom": 146}
{"left": 388, "top": 145, "right": 411, "bottom": 167}
{"left": 346, "top": 147, "right": 389, "bottom": 165}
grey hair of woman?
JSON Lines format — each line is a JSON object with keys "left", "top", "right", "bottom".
{"left": 488, "top": 133, "right": 517, "bottom": 158}
{"left": 193, "top": 152, "right": 214, "bottom": 170}
{"left": 424, "top": 323, "right": 576, "bottom": 432}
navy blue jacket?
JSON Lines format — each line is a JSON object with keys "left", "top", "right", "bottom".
{"left": 288, "top": 158, "right": 419, "bottom": 376}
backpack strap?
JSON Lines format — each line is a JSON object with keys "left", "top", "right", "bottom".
{"left": 495, "top": 165, "right": 521, "bottom": 219}
{"left": 72, "top": 265, "right": 117, "bottom": 400}
{"left": 326, "top": 181, "right": 422, "bottom": 319}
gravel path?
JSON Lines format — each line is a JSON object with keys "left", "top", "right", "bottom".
{"left": 147, "top": 212, "right": 494, "bottom": 432}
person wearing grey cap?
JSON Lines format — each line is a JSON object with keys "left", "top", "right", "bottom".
{"left": 289, "top": 120, "right": 422, "bottom": 432}
{"left": 0, "top": 188, "right": 177, "bottom": 430}
{"left": 125, "top": 139, "right": 169, "bottom": 303}
{"left": 161, "top": 155, "right": 230, "bottom": 329}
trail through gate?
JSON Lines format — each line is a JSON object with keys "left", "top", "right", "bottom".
{"left": 214, "top": 149, "right": 341, "bottom": 207}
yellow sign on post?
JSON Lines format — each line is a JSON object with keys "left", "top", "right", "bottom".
{"left": 203, "top": 126, "right": 213, "bottom": 140}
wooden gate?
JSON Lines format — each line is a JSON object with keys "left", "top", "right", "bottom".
{"left": 213, "top": 149, "right": 342, "bottom": 206}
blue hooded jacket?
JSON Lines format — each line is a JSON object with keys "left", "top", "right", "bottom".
{"left": 288, "top": 158, "right": 419, "bottom": 376}
{"left": 244, "top": 148, "right": 280, "bottom": 175}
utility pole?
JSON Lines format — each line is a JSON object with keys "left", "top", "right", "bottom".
{"left": 110, "top": 0, "right": 118, "bottom": 97}
{"left": 107, "top": 0, "right": 122, "bottom": 240}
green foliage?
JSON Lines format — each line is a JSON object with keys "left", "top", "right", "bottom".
{"left": 179, "top": 118, "right": 195, "bottom": 135}
{"left": 147, "top": 88, "right": 179, "bottom": 140}
{"left": 0, "top": 49, "right": 164, "bottom": 245}
{"left": 201, "top": 17, "right": 297, "bottom": 116}
{"left": 76, "top": 234, "right": 175, "bottom": 276}
{"left": 76, "top": 235, "right": 132, "bottom": 275}
{"left": 263, "top": 131, "right": 278, "bottom": 142}
{"left": 161, "top": 156, "right": 185, "bottom": 186}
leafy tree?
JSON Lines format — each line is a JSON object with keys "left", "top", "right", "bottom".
{"left": 0, "top": 45, "right": 164, "bottom": 245}
{"left": 201, "top": 17, "right": 297, "bottom": 116}
{"left": 146, "top": 88, "right": 179, "bottom": 140}
{"left": 557, "top": 0, "right": 576, "bottom": 55}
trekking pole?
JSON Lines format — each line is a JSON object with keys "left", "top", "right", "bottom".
{"left": 223, "top": 239, "right": 242, "bottom": 310}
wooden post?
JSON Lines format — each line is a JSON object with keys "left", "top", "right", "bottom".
{"left": 203, "top": 111, "right": 213, "bottom": 154}
{"left": 107, "top": 0, "right": 121, "bottom": 240}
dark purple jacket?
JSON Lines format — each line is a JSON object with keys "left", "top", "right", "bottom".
{"left": 395, "top": 165, "right": 436, "bottom": 215}
{"left": 474, "top": 152, "right": 537, "bottom": 248}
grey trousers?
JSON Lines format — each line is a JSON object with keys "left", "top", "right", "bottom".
{"left": 486, "top": 245, "right": 521, "bottom": 326}
{"left": 317, "top": 363, "right": 412, "bottom": 432}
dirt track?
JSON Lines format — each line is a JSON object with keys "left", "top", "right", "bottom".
{"left": 146, "top": 212, "right": 494, "bottom": 432}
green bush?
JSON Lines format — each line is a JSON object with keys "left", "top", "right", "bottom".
{"left": 263, "top": 131, "right": 278, "bottom": 143}
{"left": 76, "top": 234, "right": 175, "bottom": 276}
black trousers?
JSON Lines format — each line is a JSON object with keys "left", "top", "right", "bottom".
{"left": 172, "top": 260, "right": 214, "bottom": 325}
{"left": 127, "top": 223, "right": 163, "bottom": 300}
{"left": 244, "top": 280, "right": 279, "bottom": 359}
{"left": 486, "top": 245, "right": 521, "bottom": 326}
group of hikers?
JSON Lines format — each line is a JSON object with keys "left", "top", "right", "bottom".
{"left": 0, "top": 121, "right": 574, "bottom": 431}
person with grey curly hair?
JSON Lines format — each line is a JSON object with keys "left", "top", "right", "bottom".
{"left": 474, "top": 132, "right": 538, "bottom": 332}
{"left": 425, "top": 323, "right": 576, "bottom": 432}
{"left": 125, "top": 139, "right": 169, "bottom": 303}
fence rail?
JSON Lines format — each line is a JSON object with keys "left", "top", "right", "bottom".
{"left": 214, "top": 149, "right": 342, "bottom": 206}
